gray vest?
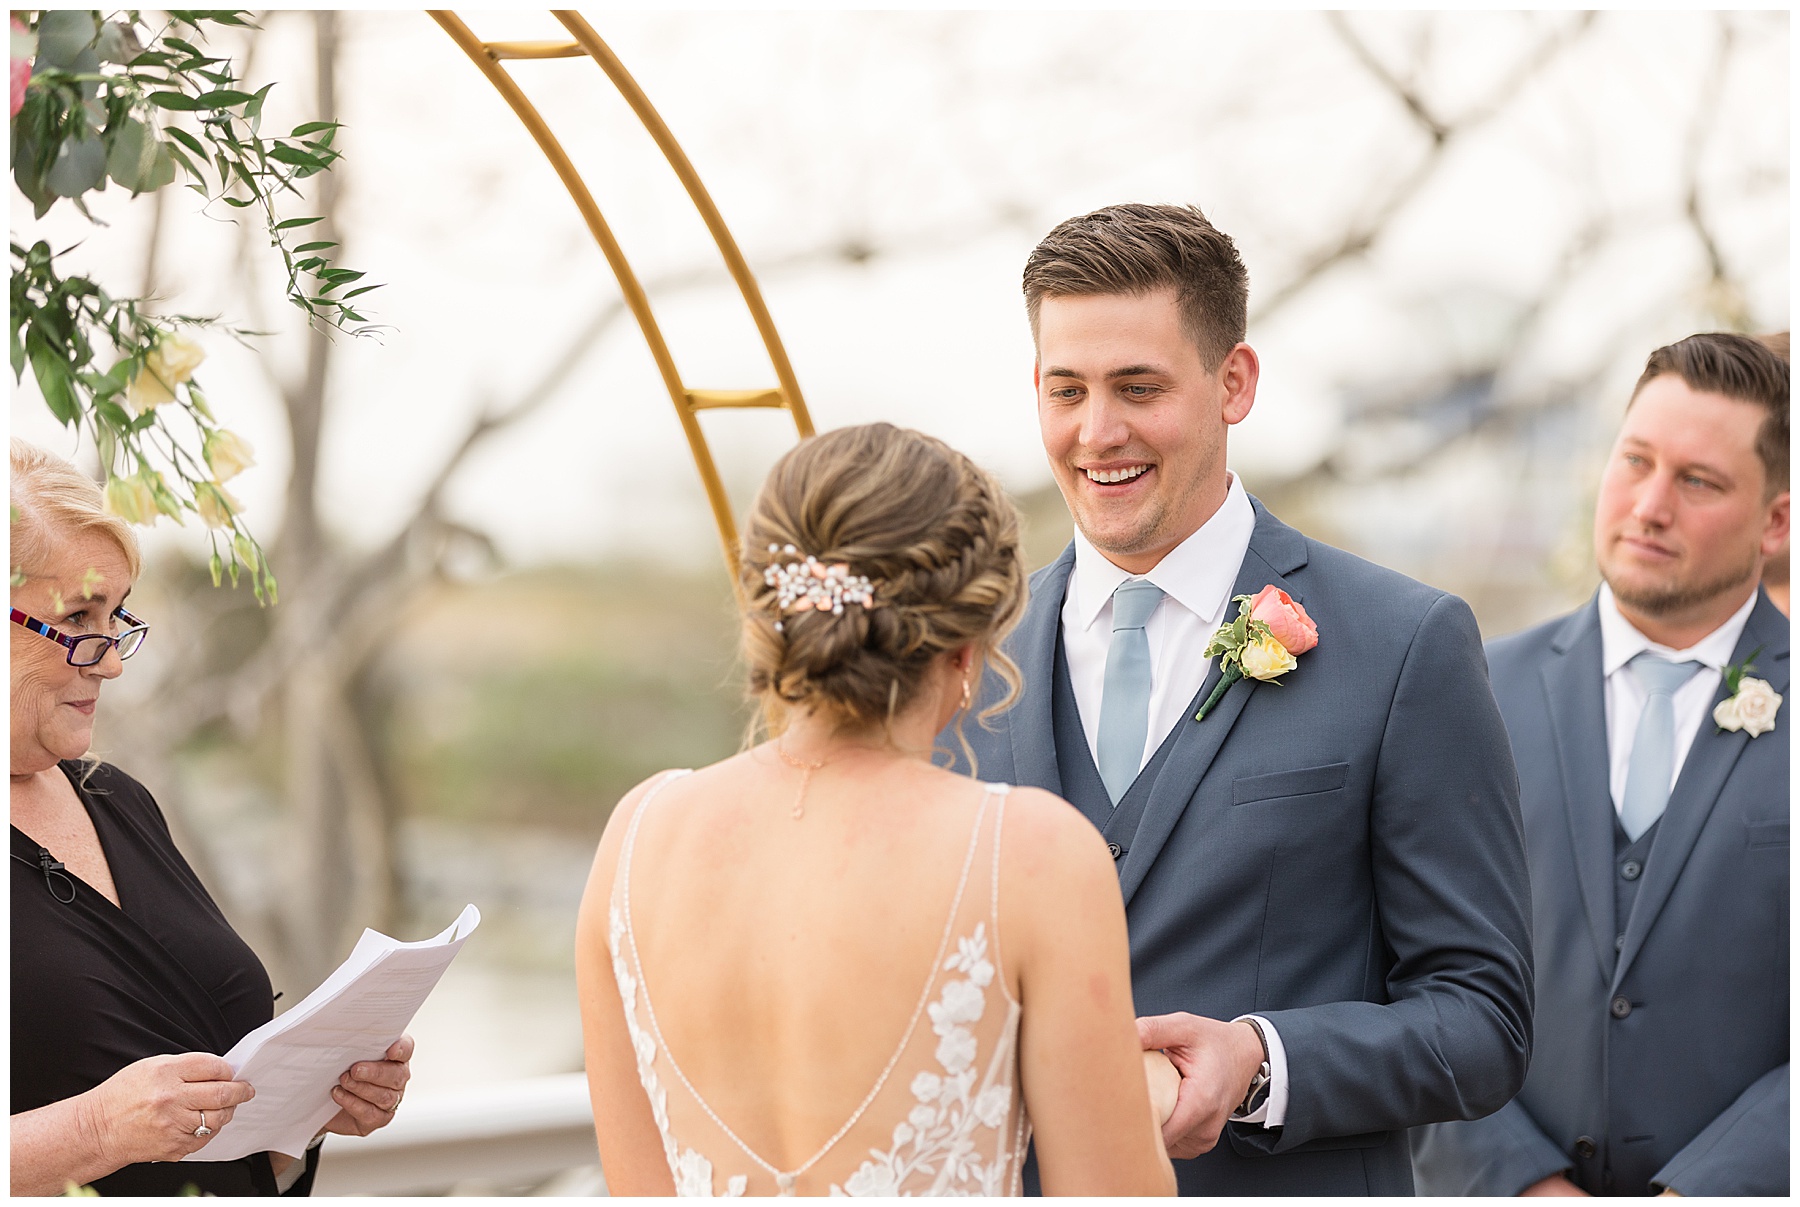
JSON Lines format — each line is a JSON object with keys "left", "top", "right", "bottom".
{"left": 1050, "top": 627, "right": 1196, "bottom": 865}
{"left": 1611, "top": 815, "right": 1658, "bottom": 957}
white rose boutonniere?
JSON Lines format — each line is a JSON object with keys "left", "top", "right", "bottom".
{"left": 1712, "top": 648, "right": 1781, "bottom": 737}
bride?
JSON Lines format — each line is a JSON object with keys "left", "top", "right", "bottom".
{"left": 577, "top": 423, "right": 1176, "bottom": 1196}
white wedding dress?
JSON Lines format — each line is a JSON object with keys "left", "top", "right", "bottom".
{"left": 608, "top": 772, "right": 1030, "bottom": 1196}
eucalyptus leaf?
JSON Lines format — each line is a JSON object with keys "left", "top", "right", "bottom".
{"left": 106, "top": 118, "right": 157, "bottom": 191}
{"left": 95, "top": 21, "right": 145, "bottom": 65}
{"left": 144, "top": 143, "right": 177, "bottom": 192}
{"left": 32, "top": 11, "right": 99, "bottom": 72}
{"left": 46, "top": 137, "right": 108, "bottom": 198}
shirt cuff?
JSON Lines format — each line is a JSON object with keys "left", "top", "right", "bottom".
{"left": 1229, "top": 1015, "right": 1289, "bottom": 1129}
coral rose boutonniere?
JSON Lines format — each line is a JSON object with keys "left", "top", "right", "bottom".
{"left": 1196, "top": 585, "right": 1319, "bottom": 721}
{"left": 1712, "top": 648, "right": 1781, "bottom": 737}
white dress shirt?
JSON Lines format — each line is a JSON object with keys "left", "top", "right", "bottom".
{"left": 1061, "top": 473, "right": 1257, "bottom": 776}
{"left": 1598, "top": 583, "right": 1758, "bottom": 817}
{"left": 1057, "top": 472, "right": 1290, "bottom": 1128}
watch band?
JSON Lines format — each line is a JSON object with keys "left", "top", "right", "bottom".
{"left": 1235, "top": 1018, "right": 1273, "bottom": 1117}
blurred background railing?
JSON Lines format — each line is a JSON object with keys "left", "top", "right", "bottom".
{"left": 312, "top": 1074, "right": 603, "bottom": 1196}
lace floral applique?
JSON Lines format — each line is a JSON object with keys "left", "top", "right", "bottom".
{"left": 612, "top": 903, "right": 748, "bottom": 1197}
{"left": 831, "top": 924, "right": 1016, "bottom": 1197}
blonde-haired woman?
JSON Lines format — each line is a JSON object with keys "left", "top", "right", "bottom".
{"left": 9, "top": 439, "right": 411, "bottom": 1196}
{"left": 577, "top": 423, "right": 1175, "bottom": 1196}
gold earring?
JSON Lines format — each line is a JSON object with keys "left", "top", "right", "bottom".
{"left": 960, "top": 673, "right": 973, "bottom": 711}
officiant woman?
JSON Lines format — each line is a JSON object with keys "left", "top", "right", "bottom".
{"left": 9, "top": 439, "right": 412, "bottom": 1196}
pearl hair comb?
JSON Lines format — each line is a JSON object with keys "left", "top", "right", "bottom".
{"left": 764, "top": 544, "right": 878, "bottom": 631}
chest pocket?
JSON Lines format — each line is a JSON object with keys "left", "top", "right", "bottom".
{"left": 1746, "top": 819, "right": 1789, "bottom": 849}
{"left": 1232, "top": 761, "right": 1350, "bottom": 806}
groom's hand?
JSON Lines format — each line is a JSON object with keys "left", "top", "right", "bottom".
{"left": 1136, "top": 1013, "right": 1266, "bottom": 1159}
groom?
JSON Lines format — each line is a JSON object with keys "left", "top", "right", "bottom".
{"left": 956, "top": 204, "right": 1534, "bottom": 1194}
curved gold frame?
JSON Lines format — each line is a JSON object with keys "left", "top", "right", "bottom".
{"left": 430, "top": 11, "right": 815, "bottom": 587}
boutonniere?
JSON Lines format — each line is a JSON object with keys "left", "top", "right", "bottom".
{"left": 1712, "top": 647, "right": 1781, "bottom": 736}
{"left": 1196, "top": 585, "right": 1319, "bottom": 721}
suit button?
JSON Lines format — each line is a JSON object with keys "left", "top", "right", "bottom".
{"left": 1574, "top": 1136, "right": 1597, "bottom": 1159}
{"left": 1610, "top": 995, "right": 1633, "bottom": 1018}
{"left": 1107, "top": 843, "right": 1123, "bottom": 860}
{"left": 1620, "top": 859, "right": 1642, "bottom": 880}
{"left": 1615, "top": 934, "right": 1626, "bottom": 951}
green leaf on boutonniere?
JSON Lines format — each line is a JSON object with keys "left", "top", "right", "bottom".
{"left": 1723, "top": 647, "right": 1762, "bottom": 697}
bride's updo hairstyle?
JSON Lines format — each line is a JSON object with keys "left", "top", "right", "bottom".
{"left": 741, "top": 423, "right": 1027, "bottom": 745}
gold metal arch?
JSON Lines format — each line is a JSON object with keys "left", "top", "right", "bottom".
{"left": 429, "top": 10, "right": 815, "bottom": 588}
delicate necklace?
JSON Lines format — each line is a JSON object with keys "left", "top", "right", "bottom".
{"left": 773, "top": 737, "right": 827, "bottom": 820}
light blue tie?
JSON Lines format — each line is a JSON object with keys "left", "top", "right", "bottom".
{"left": 1096, "top": 580, "right": 1164, "bottom": 805}
{"left": 1619, "top": 653, "right": 1703, "bottom": 842}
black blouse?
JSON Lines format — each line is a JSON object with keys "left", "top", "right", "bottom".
{"left": 11, "top": 761, "right": 313, "bottom": 1196}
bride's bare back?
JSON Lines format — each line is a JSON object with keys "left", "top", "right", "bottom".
{"left": 577, "top": 748, "right": 1173, "bottom": 1196}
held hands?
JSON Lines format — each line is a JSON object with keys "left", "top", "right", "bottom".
{"left": 1135, "top": 1013, "right": 1266, "bottom": 1159}
{"left": 82, "top": 1052, "right": 255, "bottom": 1166}
{"left": 1142, "top": 1050, "right": 1181, "bottom": 1127}
{"left": 321, "top": 1035, "right": 414, "bottom": 1138}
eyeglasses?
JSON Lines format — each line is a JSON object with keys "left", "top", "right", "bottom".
{"left": 10, "top": 606, "right": 149, "bottom": 666}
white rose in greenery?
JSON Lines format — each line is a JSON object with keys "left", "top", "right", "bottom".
{"left": 125, "top": 332, "right": 205, "bottom": 411}
{"left": 193, "top": 480, "right": 240, "bottom": 529}
{"left": 203, "top": 429, "right": 255, "bottom": 482}
{"left": 1714, "top": 677, "right": 1781, "bottom": 736}
{"left": 103, "top": 474, "right": 155, "bottom": 526}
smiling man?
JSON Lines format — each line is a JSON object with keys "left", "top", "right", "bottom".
{"left": 954, "top": 203, "right": 1535, "bottom": 1195}
{"left": 1413, "top": 333, "right": 1790, "bottom": 1197}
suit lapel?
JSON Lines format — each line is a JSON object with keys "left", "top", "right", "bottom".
{"left": 1613, "top": 592, "right": 1790, "bottom": 989}
{"left": 1539, "top": 603, "right": 1619, "bottom": 983}
{"left": 1117, "top": 501, "right": 1309, "bottom": 907}
{"left": 1006, "top": 545, "right": 1073, "bottom": 797}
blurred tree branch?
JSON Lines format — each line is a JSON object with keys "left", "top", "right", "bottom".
{"left": 1682, "top": 14, "right": 1749, "bottom": 330}
{"left": 1254, "top": 12, "right": 1597, "bottom": 323}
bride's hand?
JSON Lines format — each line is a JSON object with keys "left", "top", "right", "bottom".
{"left": 1142, "top": 1049, "right": 1181, "bottom": 1126}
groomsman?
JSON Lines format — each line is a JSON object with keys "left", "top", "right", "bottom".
{"left": 1413, "top": 332, "right": 1790, "bottom": 1196}
{"left": 958, "top": 203, "right": 1534, "bottom": 1195}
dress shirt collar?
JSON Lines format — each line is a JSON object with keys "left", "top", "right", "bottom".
{"left": 1068, "top": 472, "right": 1256, "bottom": 632}
{"left": 1596, "top": 581, "right": 1758, "bottom": 677}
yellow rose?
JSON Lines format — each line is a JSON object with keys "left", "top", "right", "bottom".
{"left": 193, "top": 480, "right": 241, "bottom": 529}
{"left": 1240, "top": 632, "right": 1298, "bottom": 681}
{"left": 203, "top": 429, "right": 255, "bottom": 482}
{"left": 125, "top": 332, "right": 205, "bottom": 411}
{"left": 103, "top": 473, "right": 156, "bottom": 526}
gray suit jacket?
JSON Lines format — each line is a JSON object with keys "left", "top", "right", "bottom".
{"left": 956, "top": 499, "right": 1533, "bottom": 1195}
{"left": 1412, "top": 591, "right": 1790, "bottom": 1196}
